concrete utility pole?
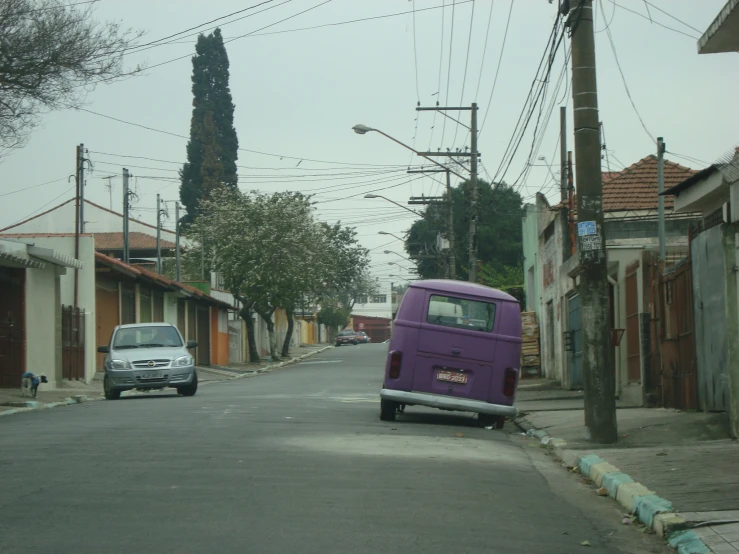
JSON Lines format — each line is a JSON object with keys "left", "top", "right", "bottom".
{"left": 122, "top": 168, "right": 130, "bottom": 264}
{"left": 446, "top": 169, "right": 457, "bottom": 280}
{"left": 560, "top": 107, "right": 568, "bottom": 203}
{"left": 175, "top": 202, "right": 181, "bottom": 282}
{"left": 657, "top": 137, "right": 666, "bottom": 262}
{"left": 74, "top": 144, "right": 82, "bottom": 309}
{"left": 79, "top": 143, "right": 86, "bottom": 234}
{"left": 156, "top": 194, "right": 162, "bottom": 275}
{"left": 415, "top": 103, "right": 479, "bottom": 283}
{"left": 569, "top": 0, "right": 618, "bottom": 443}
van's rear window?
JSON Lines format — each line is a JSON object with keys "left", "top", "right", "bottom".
{"left": 427, "top": 294, "right": 496, "bottom": 332}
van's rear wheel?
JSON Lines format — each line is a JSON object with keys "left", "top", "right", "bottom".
{"left": 380, "top": 399, "right": 397, "bottom": 421}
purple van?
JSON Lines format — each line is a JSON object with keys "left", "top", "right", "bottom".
{"left": 380, "top": 279, "right": 522, "bottom": 427}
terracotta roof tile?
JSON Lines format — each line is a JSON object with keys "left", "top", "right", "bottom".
{"left": 603, "top": 155, "right": 697, "bottom": 211}
{"left": 94, "top": 252, "right": 235, "bottom": 310}
{"left": 94, "top": 232, "right": 175, "bottom": 250}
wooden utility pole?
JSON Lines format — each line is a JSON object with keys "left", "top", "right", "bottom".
{"left": 569, "top": 0, "right": 617, "bottom": 443}
{"left": 657, "top": 137, "right": 666, "bottom": 262}
{"left": 74, "top": 144, "right": 82, "bottom": 309}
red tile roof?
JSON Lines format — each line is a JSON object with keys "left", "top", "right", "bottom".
{"left": 603, "top": 155, "right": 697, "bottom": 211}
{"left": 95, "top": 252, "right": 235, "bottom": 310}
{"left": 94, "top": 232, "right": 175, "bottom": 250}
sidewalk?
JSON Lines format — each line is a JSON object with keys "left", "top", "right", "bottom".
{"left": 1, "top": 344, "right": 332, "bottom": 416}
{"left": 515, "top": 392, "right": 739, "bottom": 554}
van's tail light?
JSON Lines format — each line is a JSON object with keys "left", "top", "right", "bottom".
{"left": 503, "top": 368, "right": 518, "bottom": 397}
{"left": 389, "top": 351, "right": 402, "bottom": 379}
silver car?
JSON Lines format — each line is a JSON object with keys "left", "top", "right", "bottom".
{"left": 98, "top": 323, "right": 198, "bottom": 400}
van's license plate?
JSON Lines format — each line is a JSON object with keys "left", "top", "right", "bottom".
{"left": 437, "top": 370, "right": 467, "bottom": 384}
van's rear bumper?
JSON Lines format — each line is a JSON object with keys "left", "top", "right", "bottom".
{"left": 380, "top": 389, "right": 517, "bottom": 418}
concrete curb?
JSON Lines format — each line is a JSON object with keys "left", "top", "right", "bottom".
{"left": 1, "top": 346, "right": 335, "bottom": 417}
{"left": 514, "top": 417, "right": 714, "bottom": 554}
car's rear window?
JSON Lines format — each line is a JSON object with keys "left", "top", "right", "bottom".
{"left": 426, "top": 294, "right": 496, "bottom": 332}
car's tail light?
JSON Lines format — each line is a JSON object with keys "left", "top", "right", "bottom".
{"left": 503, "top": 368, "right": 518, "bottom": 397}
{"left": 389, "top": 351, "right": 402, "bottom": 379}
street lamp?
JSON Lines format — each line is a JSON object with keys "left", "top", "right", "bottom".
{"left": 364, "top": 194, "right": 420, "bottom": 216}
{"left": 384, "top": 250, "right": 411, "bottom": 261}
{"left": 352, "top": 124, "right": 465, "bottom": 179}
{"left": 388, "top": 261, "right": 416, "bottom": 273}
{"left": 378, "top": 231, "right": 405, "bottom": 241}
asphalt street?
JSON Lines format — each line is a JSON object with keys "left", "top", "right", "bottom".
{"left": 0, "top": 344, "right": 670, "bottom": 554}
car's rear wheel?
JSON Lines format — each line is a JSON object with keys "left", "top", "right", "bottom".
{"left": 380, "top": 399, "right": 397, "bottom": 421}
{"left": 103, "top": 377, "right": 121, "bottom": 400}
{"left": 178, "top": 373, "right": 198, "bottom": 397}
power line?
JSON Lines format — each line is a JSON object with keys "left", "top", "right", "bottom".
{"left": 599, "top": 0, "right": 654, "bottom": 144}
{"left": 0, "top": 177, "right": 69, "bottom": 198}
{"left": 411, "top": 0, "right": 421, "bottom": 103}
{"left": 451, "top": 0, "right": 476, "bottom": 147}
{"left": 478, "top": 0, "right": 514, "bottom": 138}
{"left": 427, "top": 0, "right": 446, "bottom": 152}
{"left": 473, "top": 0, "right": 496, "bottom": 101}
{"left": 8, "top": 185, "right": 77, "bottom": 228}
{"left": 642, "top": 0, "right": 703, "bottom": 33}
{"left": 440, "top": 0, "right": 457, "bottom": 146}
{"left": 607, "top": 0, "right": 699, "bottom": 40}
{"left": 144, "top": 0, "right": 334, "bottom": 72}
{"left": 77, "top": 108, "right": 409, "bottom": 166}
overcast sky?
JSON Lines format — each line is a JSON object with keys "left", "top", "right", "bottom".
{"left": 1, "top": 0, "right": 737, "bottom": 287}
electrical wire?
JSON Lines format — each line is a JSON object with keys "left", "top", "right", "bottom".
{"left": 77, "top": 108, "right": 408, "bottom": 166}
{"left": 0, "top": 177, "right": 69, "bottom": 197}
{"left": 607, "top": 0, "right": 699, "bottom": 40}
{"left": 599, "top": 0, "right": 654, "bottom": 144}
{"left": 427, "top": 0, "right": 446, "bottom": 152}
{"left": 450, "top": 0, "right": 476, "bottom": 148}
{"left": 478, "top": 0, "right": 514, "bottom": 138}
{"left": 8, "top": 185, "right": 77, "bottom": 228}
{"left": 473, "top": 0, "right": 495, "bottom": 101}
{"left": 440, "top": 0, "right": 457, "bottom": 146}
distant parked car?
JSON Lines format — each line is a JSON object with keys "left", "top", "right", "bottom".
{"left": 335, "top": 329, "right": 358, "bottom": 346}
{"left": 356, "top": 332, "right": 370, "bottom": 344}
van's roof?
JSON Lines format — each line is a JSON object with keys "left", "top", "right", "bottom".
{"left": 408, "top": 279, "right": 518, "bottom": 302}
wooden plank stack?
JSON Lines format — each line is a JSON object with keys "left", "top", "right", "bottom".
{"left": 521, "top": 311, "right": 541, "bottom": 378}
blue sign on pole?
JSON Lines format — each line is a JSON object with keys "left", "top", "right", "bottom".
{"left": 578, "top": 221, "right": 597, "bottom": 236}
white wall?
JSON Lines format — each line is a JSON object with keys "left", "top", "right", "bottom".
{"left": 8, "top": 235, "right": 97, "bottom": 383}
{"left": 24, "top": 264, "right": 60, "bottom": 386}
{"left": 164, "top": 293, "right": 179, "bottom": 327}
{"left": 351, "top": 283, "right": 393, "bottom": 320}
{"left": 2, "top": 199, "right": 176, "bottom": 242}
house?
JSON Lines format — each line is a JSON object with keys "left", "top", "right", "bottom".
{"left": 0, "top": 238, "right": 84, "bottom": 389}
{"left": 350, "top": 314, "right": 392, "bottom": 343}
{"left": 352, "top": 283, "right": 394, "bottom": 320}
{"left": 662, "top": 148, "right": 739, "bottom": 436}
{"left": 94, "top": 252, "right": 235, "bottom": 368}
{"left": 526, "top": 154, "right": 699, "bottom": 405}
{"left": 698, "top": 0, "right": 739, "bottom": 54}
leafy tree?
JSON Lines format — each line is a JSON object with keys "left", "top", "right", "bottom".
{"left": 405, "top": 179, "right": 524, "bottom": 281}
{"left": 180, "top": 28, "right": 238, "bottom": 224}
{"left": 0, "top": 0, "right": 142, "bottom": 155}
{"left": 317, "top": 300, "right": 352, "bottom": 341}
{"left": 478, "top": 263, "right": 523, "bottom": 292}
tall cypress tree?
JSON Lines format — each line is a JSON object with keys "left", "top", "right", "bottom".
{"left": 180, "top": 28, "right": 239, "bottom": 224}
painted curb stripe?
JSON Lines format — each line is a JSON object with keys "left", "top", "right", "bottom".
{"left": 601, "top": 472, "right": 634, "bottom": 498}
{"left": 668, "top": 530, "right": 712, "bottom": 554}
{"left": 632, "top": 494, "right": 673, "bottom": 528}
{"left": 578, "top": 454, "right": 605, "bottom": 476}
{"left": 519, "top": 423, "right": 714, "bottom": 554}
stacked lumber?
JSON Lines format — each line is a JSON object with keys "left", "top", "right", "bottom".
{"left": 521, "top": 311, "right": 541, "bottom": 378}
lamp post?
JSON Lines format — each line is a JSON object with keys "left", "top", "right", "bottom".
{"left": 352, "top": 125, "right": 465, "bottom": 180}
{"left": 378, "top": 231, "right": 405, "bottom": 241}
{"left": 383, "top": 250, "right": 411, "bottom": 261}
{"left": 364, "top": 194, "right": 421, "bottom": 216}
{"left": 388, "top": 261, "right": 416, "bottom": 274}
